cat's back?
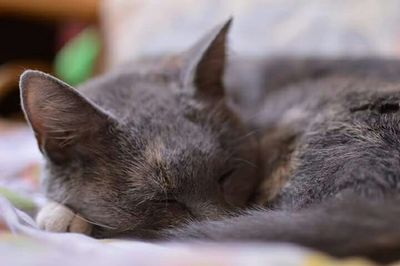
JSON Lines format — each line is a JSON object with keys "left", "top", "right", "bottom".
{"left": 250, "top": 58, "right": 400, "bottom": 208}
{"left": 235, "top": 57, "right": 400, "bottom": 129}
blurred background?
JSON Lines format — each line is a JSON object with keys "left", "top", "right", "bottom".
{"left": 1, "top": 0, "right": 400, "bottom": 211}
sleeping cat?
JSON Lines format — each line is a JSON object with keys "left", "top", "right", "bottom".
{"left": 22, "top": 20, "right": 260, "bottom": 238}
{"left": 21, "top": 19, "right": 400, "bottom": 262}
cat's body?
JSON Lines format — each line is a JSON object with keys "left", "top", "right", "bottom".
{"left": 21, "top": 20, "right": 400, "bottom": 262}
{"left": 233, "top": 58, "right": 400, "bottom": 207}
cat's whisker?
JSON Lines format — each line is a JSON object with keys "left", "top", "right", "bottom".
{"left": 232, "top": 157, "right": 257, "bottom": 168}
{"left": 54, "top": 196, "right": 118, "bottom": 230}
{"left": 135, "top": 197, "right": 149, "bottom": 206}
{"left": 75, "top": 214, "right": 118, "bottom": 230}
{"left": 232, "top": 130, "right": 258, "bottom": 144}
{"left": 59, "top": 195, "right": 72, "bottom": 206}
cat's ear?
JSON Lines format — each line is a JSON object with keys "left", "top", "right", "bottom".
{"left": 181, "top": 18, "right": 232, "bottom": 98}
{"left": 20, "top": 70, "right": 113, "bottom": 163}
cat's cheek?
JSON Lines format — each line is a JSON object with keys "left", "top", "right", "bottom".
{"left": 152, "top": 203, "right": 192, "bottom": 228}
{"left": 221, "top": 170, "right": 258, "bottom": 207}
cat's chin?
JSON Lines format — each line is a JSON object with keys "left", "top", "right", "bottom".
{"left": 36, "top": 201, "right": 92, "bottom": 235}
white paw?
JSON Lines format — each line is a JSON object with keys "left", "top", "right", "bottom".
{"left": 36, "top": 202, "right": 92, "bottom": 235}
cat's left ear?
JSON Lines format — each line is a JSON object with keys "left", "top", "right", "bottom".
{"left": 181, "top": 18, "right": 232, "bottom": 98}
{"left": 20, "top": 70, "right": 114, "bottom": 163}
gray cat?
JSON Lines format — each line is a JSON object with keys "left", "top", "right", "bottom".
{"left": 21, "top": 20, "right": 259, "bottom": 238}
{"left": 20, "top": 19, "right": 400, "bottom": 262}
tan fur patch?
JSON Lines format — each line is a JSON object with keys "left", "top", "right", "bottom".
{"left": 143, "top": 138, "right": 174, "bottom": 188}
{"left": 254, "top": 127, "right": 298, "bottom": 205}
{"left": 144, "top": 137, "right": 165, "bottom": 165}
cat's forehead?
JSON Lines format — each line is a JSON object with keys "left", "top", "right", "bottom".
{"left": 113, "top": 132, "right": 225, "bottom": 198}
{"left": 79, "top": 71, "right": 188, "bottom": 118}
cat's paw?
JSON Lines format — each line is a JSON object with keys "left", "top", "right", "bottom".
{"left": 36, "top": 202, "right": 92, "bottom": 235}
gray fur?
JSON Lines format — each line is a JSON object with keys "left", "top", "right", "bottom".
{"left": 20, "top": 19, "right": 400, "bottom": 262}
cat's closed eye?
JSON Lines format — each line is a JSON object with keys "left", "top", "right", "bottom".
{"left": 150, "top": 198, "right": 194, "bottom": 218}
{"left": 350, "top": 102, "right": 399, "bottom": 114}
{"left": 378, "top": 102, "right": 399, "bottom": 114}
{"left": 151, "top": 198, "right": 180, "bottom": 204}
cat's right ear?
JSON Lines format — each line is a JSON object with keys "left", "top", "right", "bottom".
{"left": 181, "top": 18, "right": 232, "bottom": 98}
{"left": 20, "top": 70, "right": 113, "bottom": 163}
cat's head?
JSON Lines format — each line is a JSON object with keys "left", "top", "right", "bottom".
{"left": 20, "top": 19, "right": 260, "bottom": 238}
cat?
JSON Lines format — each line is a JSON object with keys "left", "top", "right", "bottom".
{"left": 21, "top": 19, "right": 260, "bottom": 239}
{"left": 20, "top": 19, "right": 400, "bottom": 262}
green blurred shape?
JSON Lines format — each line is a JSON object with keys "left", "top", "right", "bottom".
{"left": 0, "top": 186, "right": 36, "bottom": 212}
{"left": 54, "top": 27, "right": 101, "bottom": 86}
